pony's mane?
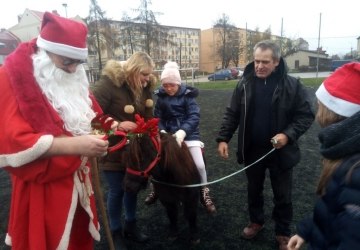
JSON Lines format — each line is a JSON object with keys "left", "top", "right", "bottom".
{"left": 159, "top": 133, "right": 200, "bottom": 185}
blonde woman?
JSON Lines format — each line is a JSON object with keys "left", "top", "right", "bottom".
{"left": 92, "top": 52, "right": 156, "bottom": 249}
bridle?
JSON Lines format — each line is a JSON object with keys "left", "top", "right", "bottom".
{"left": 125, "top": 134, "right": 161, "bottom": 178}
{"left": 102, "top": 130, "right": 128, "bottom": 152}
{"left": 96, "top": 114, "right": 162, "bottom": 178}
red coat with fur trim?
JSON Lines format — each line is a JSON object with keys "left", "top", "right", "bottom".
{"left": 0, "top": 40, "right": 101, "bottom": 250}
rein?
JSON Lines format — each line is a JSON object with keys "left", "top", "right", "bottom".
{"left": 152, "top": 147, "right": 276, "bottom": 188}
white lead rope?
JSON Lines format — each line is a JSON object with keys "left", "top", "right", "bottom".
{"left": 151, "top": 148, "right": 276, "bottom": 188}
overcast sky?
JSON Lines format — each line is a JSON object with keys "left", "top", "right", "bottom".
{"left": 1, "top": 0, "right": 358, "bottom": 56}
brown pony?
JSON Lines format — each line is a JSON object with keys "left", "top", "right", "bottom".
{"left": 124, "top": 132, "right": 201, "bottom": 244}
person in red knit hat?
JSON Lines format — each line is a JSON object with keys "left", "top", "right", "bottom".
{"left": 0, "top": 12, "right": 116, "bottom": 250}
{"left": 288, "top": 62, "right": 360, "bottom": 249}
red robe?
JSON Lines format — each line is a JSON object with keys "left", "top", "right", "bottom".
{"left": 0, "top": 40, "right": 101, "bottom": 250}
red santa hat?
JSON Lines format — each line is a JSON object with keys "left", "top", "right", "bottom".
{"left": 316, "top": 62, "right": 360, "bottom": 117}
{"left": 36, "top": 12, "right": 88, "bottom": 60}
{"left": 161, "top": 61, "right": 181, "bottom": 85}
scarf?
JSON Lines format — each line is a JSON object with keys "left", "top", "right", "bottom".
{"left": 319, "top": 111, "right": 360, "bottom": 159}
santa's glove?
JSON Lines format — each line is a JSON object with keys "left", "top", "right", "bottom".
{"left": 173, "top": 129, "right": 186, "bottom": 147}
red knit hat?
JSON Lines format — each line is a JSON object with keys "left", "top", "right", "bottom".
{"left": 316, "top": 62, "right": 360, "bottom": 117}
{"left": 36, "top": 12, "right": 88, "bottom": 60}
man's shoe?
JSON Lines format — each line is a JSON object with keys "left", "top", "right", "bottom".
{"left": 276, "top": 235, "right": 290, "bottom": 250}
{"left": 241, "top": 223, "right": 264, "bottom": 239}
{"left": 144, "top": 191, "right": 157, "bottom": 205}
{"left": 200, "top": 187, "right": 217, "bottom": 214}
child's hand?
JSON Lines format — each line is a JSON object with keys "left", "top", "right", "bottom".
{"left": 173, "top": 129, "right": 186, "bottom": 147}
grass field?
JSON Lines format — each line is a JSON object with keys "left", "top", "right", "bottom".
{"left": 0, "top": 87, "right": 321, "bottom": 250}
{"left": 192, "top": 77, "right": 325, "bottom": 90}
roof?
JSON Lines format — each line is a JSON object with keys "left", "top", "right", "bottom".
{"left": 285, "top": 49, "right": 329, "bottom": 58}
{"left": 28, "top": 9, "right": 45, "bottom": 21}
{"left": 0, "top": 30, "right": 20, "bottom": 55}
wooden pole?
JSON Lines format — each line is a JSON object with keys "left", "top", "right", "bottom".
{"left": 90, "top": 157, "right": 115, "bottom": 250}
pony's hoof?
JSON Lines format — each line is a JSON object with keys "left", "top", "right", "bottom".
{"left": 167, "top": 226, "right": 179, "bottom": 241}
{"left": 190, "top": 238, "right": 200, "bottom": 245}
{"left": 167, "top": 235, "right": 178, "bottom": 241}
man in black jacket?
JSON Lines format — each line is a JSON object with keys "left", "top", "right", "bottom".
{"left": 216, "top": 40, "right": 314, "bottom": 250}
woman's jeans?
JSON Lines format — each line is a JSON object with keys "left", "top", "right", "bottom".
{"left": 103, "top": 170, "right": 138, "bottom": 231}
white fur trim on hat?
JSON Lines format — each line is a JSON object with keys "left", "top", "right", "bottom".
{"left": 37, "top": 36, "right": 88, "bottom": 60}
{"left": 316, "top": 83, "right": 360, "bottom": 117}
{"left": 36, "top": 12, "right": 88, "bottom": 60}
{"left": 161, "top": 61, "right": 181, "bottom": 85}
{"left": 315, "top": 62, "right": 360, "bottom": 117}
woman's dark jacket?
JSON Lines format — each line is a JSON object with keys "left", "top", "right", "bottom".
{"left": 91, "top": 60, "right": 156, "bottom": 171}
{"left": 154, "top": 84, "right": 200, "bottom": 141}
{"left": 216, "top": 58, "right": 314, "bottom": 169}
{"left": 296, "top": 111, "right": 360, "bottom": 249}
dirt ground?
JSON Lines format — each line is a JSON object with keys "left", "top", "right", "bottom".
{"left": 0, "top": 88, "right": 321, "bottom": 250}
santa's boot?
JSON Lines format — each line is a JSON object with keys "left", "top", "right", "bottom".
{"left": 200, "top": 186, "right": 216, "bottom": 214}
{"left": 124, "top": 220, "right": 149, "bottom": 243}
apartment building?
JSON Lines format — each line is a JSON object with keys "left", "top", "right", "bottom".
{"left": 200, "top": 27, "right": 294, "bottom": 73}
{"left": 200, "top": 27, "right": 249, "bottom": 73}
{"left": 91, "top": 20, "right": 201, "bottom": 71}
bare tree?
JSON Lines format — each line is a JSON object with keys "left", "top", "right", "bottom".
{"left": 246, "top": 27, "right": 267, "bottom": 62}
{"left": 131, "top": 0, "right": 171, "bottom": 60}
{"left": 86, "top": 0, "right": 105, "bottom": 71}
{"left": 283, "top": 37, "right": 308, "bottom": 56}
{"left": 86, "top": 0, "right": 119, "bottom": 71}
{"left": 213, "top": 13, "right": 238, "bottom": 69}
{"left": 117, "top": 13, "right": 136, "bottom": 58}
{"left": 282, "top": 39, "right": 294, "bottom": 56}
{"left": 262, "top": 27, "right": 272, "bottom": 40}
{"left": 228, "top": 30, "right": 242, "bottom": 67}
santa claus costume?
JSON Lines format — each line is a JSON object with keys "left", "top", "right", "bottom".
{"left": 0, "top": 12, "right": 101, "bottom": 250}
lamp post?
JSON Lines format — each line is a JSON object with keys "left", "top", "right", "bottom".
{"left": 62, "top": 3, "right": 68, "bottom": 18}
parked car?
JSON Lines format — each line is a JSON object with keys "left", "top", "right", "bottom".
{"left": 236, "top": 67, "right": 244, "bottom": 78}
{"left": 229, "top": 67, "right": 244, "bottom": 79}
{"left": 208, "top": 69, "right": 233, "bottom": 81}
{"left": 330, "top": 60, "right": 353, "bottom": 71}
{"left": 230, "top": 68, "right": 239, "bottom": 79}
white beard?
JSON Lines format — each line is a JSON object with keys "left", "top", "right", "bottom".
{"left": 32, "top": 49, "right": 96, "bottom": 136}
